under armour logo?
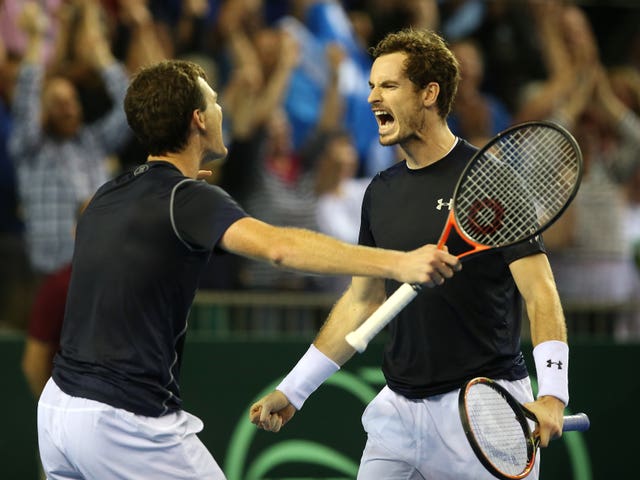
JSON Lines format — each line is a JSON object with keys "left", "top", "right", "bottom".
{"left": 134, "top": 164, "right": 149, "bottom": 176}
{"left": 436, "top": 198, "right": 452, "bottom": 211}
{"left": 546, "top": 359, "right": 563, "bottom": 370}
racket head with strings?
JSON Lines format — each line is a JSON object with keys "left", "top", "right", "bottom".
{"left": 459, "top": 377, "right": 591, "bottom": 480}
{"left": 447, "top": 121, "right": 583, "bottom": 258}
{"left": 459, "top": 377, "right": 537, "bottom": 479}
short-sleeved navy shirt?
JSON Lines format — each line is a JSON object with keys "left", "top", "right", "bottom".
{"left": 359, "top": 139, "right": 545, "bottom": 398}
{"left": 53, "top": 162, "right": 248, "bottom": 416}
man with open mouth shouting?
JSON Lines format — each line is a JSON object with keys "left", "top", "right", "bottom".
{"left": 251, "top": 28, "right": 570, "bottom": 480}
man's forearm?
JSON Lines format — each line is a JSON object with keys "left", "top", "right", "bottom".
{"left": 272, "top": 227, "right": 400, "bottom": 280}
{"left": 314, "top": 280, "right": 386, "bottom": 365}
{"left": 8, "top": 65, "right": 44, "bottom": 159}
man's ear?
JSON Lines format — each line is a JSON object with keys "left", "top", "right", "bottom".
{"left": 423, "top": 82, "right": 440, "bottom": 108}
{"left": 193, "top": 109, "right": 206, "bottom": 130}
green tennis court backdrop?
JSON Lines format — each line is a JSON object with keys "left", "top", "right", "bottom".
{"left": 1, "top": 334, "right": 635, "bottom": 479}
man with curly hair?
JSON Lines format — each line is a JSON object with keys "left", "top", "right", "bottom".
{"left": 251, "top": 28, "right": 570, "bottom": 480}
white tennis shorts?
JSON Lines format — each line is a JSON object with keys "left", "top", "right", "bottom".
{"left": 357, "top": 378, "right": 540, "bottom": 480}
{"left": 37, "top": 378, "right": 226, "bottom": 480}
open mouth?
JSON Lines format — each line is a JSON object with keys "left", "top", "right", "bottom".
{"left": 374, "top": 110, "right": 395, "bottom": 134}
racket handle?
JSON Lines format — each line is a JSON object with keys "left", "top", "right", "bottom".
{"left": 563, "top": 413, "right": 590, "bottom": 432}
{"left": 345, "top": 283, "right": 421, "bottom": 353}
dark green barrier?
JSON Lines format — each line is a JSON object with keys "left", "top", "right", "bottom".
{"left": 0, "top": 333, "right": 39, "bottom": 480}
{"left": 1, "top": 334, "right": 636, "bottom": 479}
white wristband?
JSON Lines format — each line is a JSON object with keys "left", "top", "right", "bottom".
{"left": 276, "top": 344, "right": 340, "bottom": 410}
{"left": 533, "top": 340, "right": 569, "bottom": 406}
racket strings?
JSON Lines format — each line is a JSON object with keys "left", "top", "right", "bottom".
{"left": 456, "top": 125, "right": 580, "bottom": 246}
{"left": 466, "top": 384, "right": 532, "bottom": 475}
{"left": 508, "top": 128, "right": 578, "bottom": 214}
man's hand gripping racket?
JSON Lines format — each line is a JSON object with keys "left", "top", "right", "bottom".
{"left": 345, "top": 121, "right": 583, "bottom": 352}
{"left": 459, "top": 377, "right": 590, "bottom": 479}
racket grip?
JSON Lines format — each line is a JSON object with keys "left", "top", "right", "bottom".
{"left": 345, "top": 283, "right": 421, "bottom": 353}
{"left": 563, "top": 413, "right": 590, "bottom": 432}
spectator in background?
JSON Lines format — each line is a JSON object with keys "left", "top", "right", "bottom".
{"left": 21, "top": 260, "right": 71, "bottom": 396}
{"left": 448, "top": 37, "right": 512, "bottom": 147}
{"left": 0, "top": 0, "right": 62, "bottom": 65}
{"left": 0, "top": 39, "right": 18, "bottom": 235}
{"left": 8, "top": 0, "right": 131, "bottom": 278}
{"left": 515, "top": 0, "right": 593, "bottom": 124}
{"left": 216, "top": 15, "right": 304, "bottom": 293}
{"left": 150, "top": 0, "right": 214, "bottom": 57}
{"left": 313, "top": 129, "right": 367, "bottom": 246}
{"left": 224, "top": 33, "right": 362, "bottom": 294}
{"left": 359, "top": 0, "right": 439, "bottom": 50}
{"left": 109, "top": 0, "right": 169, "bottom": 73}
{"left": 607, "top": 65, "right": 640, "bottom": 341}
{"left": 539, "top": 4, "right": 640, "bottom": 337}
{"left": 608, "top": 66, "right": 640, "bottom": 116}
{"left": 238, "top": 107, "right": 321, "bottom": 292}
{"left": 473, "top": 0, "right": 546, "bottom": 114}
{"left": 621, "top": 163, "right": 640, "bottom": 340}
{"left": 0, "top": 35, "right": 35, "bottom": 331}
{"left": 277, "top": 0, "right": 397, "bottom": 177}
{"left": 214, "top": 0, "right": 266, "bottom": 82}
{"left": 439, "top": 0, "right": 485, "bottom": 42}
{"left": 311, "top": 128, "right": 369, "bottom": 292}
{"left": 100, "top": 0, "right": 171, "bottom": 172}
{"left": 47, "top": 0, "right": 112, "bottom": 123}
{"left": 21, "top": 198, "right": 89, "bottom": 398}
{"left": 305, "top": 40, "right": 370, "bottom": 292}
{"left": 118, "top": 0, "right": 220, "bottom": 60}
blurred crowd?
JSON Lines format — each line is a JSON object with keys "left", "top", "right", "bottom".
{"left": 2, "top": 0, "right": 640, "bottom": 342}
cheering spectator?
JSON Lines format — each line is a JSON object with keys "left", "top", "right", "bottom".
{"left": 0, "top": 34, "right": 36, "bottom": 330}
{"left": 448, "top": 37, "right": 512, "bottom": 147}
{"left": 541, "top": 4, "right": 640, "bottom": 337}
{"left": 0, "top": 0, "right": 62, "bottom": 65}
{"left": 311, "top": 128, "right": 369, "bottom": 292}
{"left": 8, "top": 1, "right": 131, "bottom": 277}
{"left": 277, "top": 0, "right": 395, "bottom": 176}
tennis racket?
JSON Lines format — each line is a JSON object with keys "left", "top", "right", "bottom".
{"left": 459, "top": 377, "right": 590, "bottom": 479}
{"left": 345, "top": 121, "right": 582, "bottom": 352}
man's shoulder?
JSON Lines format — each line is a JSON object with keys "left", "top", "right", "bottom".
{"left": 372, "top": 160, "right": 406, "bottom": 182}
{"left": 454, "top": 138, "right": 479, "bottom": 158}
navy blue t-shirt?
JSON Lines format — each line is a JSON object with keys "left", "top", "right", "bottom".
{"left": 359, "top": 139, "right": 545, "bottom": 398}
{"left": 53, "top": 162, "right": 247, "bottom": 416}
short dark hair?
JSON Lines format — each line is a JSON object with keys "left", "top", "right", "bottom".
{"left": 124, "top": 60, "right": 208, "bottom": 156}
{"left": 371, "top": 28, "right": 460, "bottom": 119}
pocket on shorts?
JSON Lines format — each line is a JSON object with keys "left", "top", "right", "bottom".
{"left": 361, "top": 386, "right": 395, "bottom": 438}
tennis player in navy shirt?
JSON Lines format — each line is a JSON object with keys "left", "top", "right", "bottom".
{"left": 251, "top": 29, "right": 571, "bottom": 480}
{"left": 36, "top": 60, "right": 460, "bottom": 480}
